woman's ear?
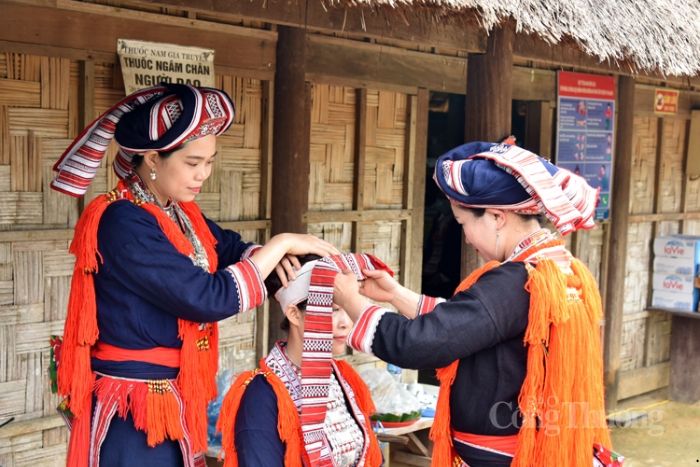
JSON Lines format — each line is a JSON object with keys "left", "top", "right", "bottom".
{"left": 142, "top": 150, "right": 159, "bottom": 170}
{"left": 486, "top": 208, "right": 507, "bottom": 230}
{"left": 285, "top": 304, "right": 303, "bottom": 328}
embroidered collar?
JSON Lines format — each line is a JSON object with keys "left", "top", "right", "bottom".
{"left": 128, "top": 175, "right": 210, "bottom": 272}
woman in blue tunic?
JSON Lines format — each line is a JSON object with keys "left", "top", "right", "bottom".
{"left": 51, "top": 84, "right": 338, "bottom": 467}
{"left": 333, "top": 142, "right": 617, "bottom": 467}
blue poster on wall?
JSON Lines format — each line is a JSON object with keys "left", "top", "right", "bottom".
{"left": 556, "top": 71, "right": 616, "bottom": 221}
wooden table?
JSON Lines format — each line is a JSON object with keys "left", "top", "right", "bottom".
{"left": 375, "top": 417, "right": 434, "bottom": 467}
{"left": 648, "top": 308, "right": 700, "bottom": 403}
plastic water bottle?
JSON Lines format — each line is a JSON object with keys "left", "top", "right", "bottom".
{"left": 387, "top": 363, "right": 402, "bottom": 382}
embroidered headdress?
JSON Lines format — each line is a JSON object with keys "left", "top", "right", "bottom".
{"left": 51, "top": 83, "right": 234, "bottom": 196}
{"left": 434, "top": 142, "right": 599, "bottom": 235}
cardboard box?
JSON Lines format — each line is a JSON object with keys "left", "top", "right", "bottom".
{"left": 652, "top": 272, "right": 697, "bottom": 293}
{"left": 651, "top": 289, "right": 698, "bottom": 312}
{"left": 653, "top": 235, "right": 700, "bottom": 261}
{"left": 653, "top": 255, "right": 698, "bottom": 275}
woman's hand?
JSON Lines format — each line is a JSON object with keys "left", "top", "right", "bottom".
{"left": 359, "top": 269, "right": 399, "bottom": 303}
{"left": 275, "top": 233, "right": 340, "bottom": 257}
{"left": 248, "top": 233, "right": 339, "bottom": 286}
{"left": 333, "top": 272, "right": 368, "bottom": 322}
{"left": 274, "top": 254, "right": 302, "bottom": 288}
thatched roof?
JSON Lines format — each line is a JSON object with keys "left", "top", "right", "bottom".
{"left": 340, "top": 0, "right": 700, "bottom": 77}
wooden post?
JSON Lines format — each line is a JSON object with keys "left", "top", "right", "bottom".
{"left": 603, "top": 76, "right": 635, "bottom": 409}
{"left": 462, "top": 24, "right": 514, "bottom": 277}
{"left": 269, "top": 26, "right": 311, "bottom": 345}
{"left": 255, "top": 79, "right": 274, "bottom": 360}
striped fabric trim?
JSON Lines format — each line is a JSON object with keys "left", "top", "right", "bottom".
{"left": 452, "top": 436, "right": 515, "bottom": 459}
{"left": 225, "top": 258, "right": 267, "bottom": 313}
{"left": 51, "top": 87, "right": 166, "bottom": 197}
{"left": 240, "top": 244, "right": 262, "bottom": 261}
{"left": 417, "top": 295, "right": 446, "bottom": 316}
{"left": 476, "top": 145, "right": 598, "bottom": 235}
{"left": 89, "top": 376, "right": 197, "bottom": 467}
{"left": 347, "top": 305, "right": 390, "bottom": 355}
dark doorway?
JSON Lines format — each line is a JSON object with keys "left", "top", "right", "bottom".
{"left": 421, "top": 93, "right": 464, "bottom": 300}
{"left": 418, "top": 92, "right": 465, "bottom": 385}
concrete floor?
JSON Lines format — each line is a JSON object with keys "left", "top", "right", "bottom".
{"left": 610, "top": 390, "right": 700, "bottom": 466}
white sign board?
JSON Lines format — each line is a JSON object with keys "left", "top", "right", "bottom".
{"left": 117, "top": 39, "right": 215, "bottom": 94}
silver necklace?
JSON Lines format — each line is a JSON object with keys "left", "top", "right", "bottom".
{"left": 129, "top": 180, "right": 210, "bottom": 272}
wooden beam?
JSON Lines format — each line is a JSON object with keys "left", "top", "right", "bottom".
{"left": 408, "top": 89, "right": 429, "bottom": 292}
{"left": 513, "top": 32, "right": 700, "bottom": 87}
{"left": 304, "top": 209, "right": 412, "bottom": 224}
{"left": 617, "top": 362, "right": 670, "bottom": 401}
{"left": 627, "top": 212, "right": 700, "bottom": 223}
{"left": 512, "top": 67, "right": 556, "bottom": 101}
{"left": 603, "top": 76, "right": 635, "bottom": 409}
{"left": 0, "top": 2, "right": 276, "bottom": 72}
{"left": 255, "top": 79, "right": 274, "bottom": 360}
{"left": 268, "top": 26, "right": 311, "bottom": 344}
{"left": 669, "top": 315, "right": 700, "bottom": 403}
{"left": 306, "top": 35, "right": 467, "bottom": 94}
{"left": 634, "top": 85, "right": 700, "bottom": 118}
{"left": 217, "top": 220, "right": 271, "bottom": 231}
{"left": 135, "top": 0, "right": 485, "bottom": 54}
{"left": 351, "top": 88, "right": 368, "bottom": 253}
{"left": 462, "top": 24, "right": 514, "bottom": 277}
{"left": 465, "top": 24, "right": 514, "bottom": 144}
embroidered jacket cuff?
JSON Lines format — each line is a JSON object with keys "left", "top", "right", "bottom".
{"left": 416, "top": 295, "right": 446, "bottom": 316}
{"left": 226, "top": 258, "right": 267, "bottom": 313}
{"left": 347, "top": 305, "right": 390, "bottom": 355}
{"left": 241, "top": 244, "right": 262, "bottom": 260}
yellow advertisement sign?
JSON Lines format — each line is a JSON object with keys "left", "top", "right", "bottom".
{"left": 654, "top": 88, "right": 680, "bottom": 115}
{"left": 117, "top": 39, "right": 215, "bottom": 94}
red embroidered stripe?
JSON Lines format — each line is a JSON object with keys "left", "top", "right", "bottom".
{"left": 91, "top": 342, "right": 181, "bottom": 368}
{"left": 417, "top": 295, "right": 445, "bottom": 316}
{"left": 347, "top": 305, "right": 388, "bottom": 355}
{"left": 452, "top": 430, "right": 518, "bottom": 457}
{"left": 225, "top": 258, "right": 266, "bottom": 313}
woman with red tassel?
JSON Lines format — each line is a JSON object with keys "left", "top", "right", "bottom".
{"left": 50, "top": 84, "right": 339, "bottom": 467}
{"left": 333, "top": 142, "right": 622, "bottom": 467}
{"left": 218, "top": 254, "right": 387, "bottom": 467}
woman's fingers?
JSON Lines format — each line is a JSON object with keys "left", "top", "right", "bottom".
{"left": 289, "top": 255, "right": 302, "bottom": 270}
{"left": 275, "top": 264, "right": 289, "bottom": 288}
{"left": 281, "top": 257, "right": 296, "bottom": 281}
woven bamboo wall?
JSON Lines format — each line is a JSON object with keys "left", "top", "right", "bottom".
{"left": 618, "top": 114, "right": 690, "bottom": 380}
{"left": 0, "top": 52, "right": 266, "bottom": 466}
{"left": 0, "top": 52, "right": 76, "bottom": 467}
{"left": 309, "top": 84, "right": 356, "bottom": 211}
{"left": 363, "top": 89, "right": 406, "bottom": 210}
{"left": 308, "top": 84, "right": 410, "bottom": 276}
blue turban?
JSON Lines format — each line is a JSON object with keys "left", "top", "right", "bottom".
{"left": 434, "top": 142, "right": 599, "bottom": 235}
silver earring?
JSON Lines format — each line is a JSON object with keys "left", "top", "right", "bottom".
{"left": 149, "top": 169, "right": 157, "bottom": 181}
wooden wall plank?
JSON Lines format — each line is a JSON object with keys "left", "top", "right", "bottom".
{"left": 604, "top": 76, "right": 635, "bottom": 408}
{"left": 617, "top": 362, "right": 670, "bottom": 400}
{"left": 136, "top": 0, "right": 484, "bottom": 54}
{"left": 0, "top": 3, "right": 276, "bottom": 72}
{"left": 307, "top": 36, "right": 466, "bottom": 94}
{"left": 0, "top": 79, "right": 41, "bottom": 107}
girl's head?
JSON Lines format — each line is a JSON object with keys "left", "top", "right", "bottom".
{"left": 265, "top": 255, "right": 354, "bottom": 356}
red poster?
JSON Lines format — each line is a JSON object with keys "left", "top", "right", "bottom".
{"left": 654, "top": 89, "right": 680, "bottom": 115}
{"left": 558, "top": 71, "right": 616, "bottom": 100}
